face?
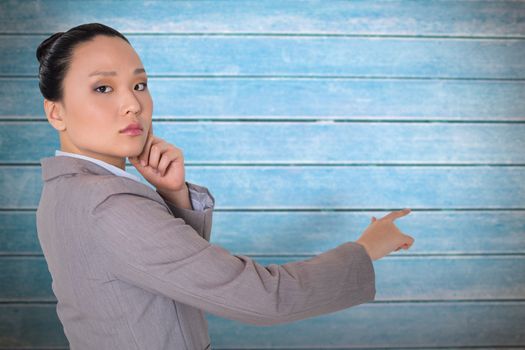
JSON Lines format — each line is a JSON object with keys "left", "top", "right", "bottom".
{"left": 45, "top": 35, "right": 153, "bottom": 169}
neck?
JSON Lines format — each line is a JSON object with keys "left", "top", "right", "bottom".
{"left": 59, "top": 133, "right": 126, "bottom": 170}
{"left": 60, "top": 147, "right": 125, "bottom": 170}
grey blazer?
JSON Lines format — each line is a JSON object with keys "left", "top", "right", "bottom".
{"left": 36, "top": 156, "right": 376, "bottom": 350}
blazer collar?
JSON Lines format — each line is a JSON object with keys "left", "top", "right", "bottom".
{"left": 39, "top": 156, "right": 173, "bottom": 213}
{"left": 40, "top": 156, "right": 119, "bottom": 182}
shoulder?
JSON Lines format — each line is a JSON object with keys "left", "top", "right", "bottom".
{"left": 87, "top": 175, "right": 169, "bottom": 215}
{"left": 85, "top": 176, "right": 205, "bottom": 251}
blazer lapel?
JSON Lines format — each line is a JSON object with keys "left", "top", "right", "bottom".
{"left": 40, "top": 156, "right": 115, "bottom": 181}
{"left": 39, "top": 156, "right": 170, "bottom": 209}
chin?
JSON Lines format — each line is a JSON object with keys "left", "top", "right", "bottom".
{"left": 116, "top": 145, "right": 144, "bottom": 158}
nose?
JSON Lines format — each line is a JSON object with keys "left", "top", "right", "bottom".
{"left": 120, "top": 88, "right": 142, "bottom": 116}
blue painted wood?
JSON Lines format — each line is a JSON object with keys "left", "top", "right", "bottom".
{"left": 2, "top": 211, "right": 524, "bottom": 255}
{"left": 207, "top": 301, "right": 525, "bottom": 347}
{"left": 0, "top": 0, "right": 523, "bottom": 36}
{"left": 2, "top": 122, "right": 525, "bottom": 163}
{"left": 1, "top": 78, "right": 524, "bottom": 120}
{"left": 0, "top": 302, "right": 524, "bottom": 348}
{"left": 1, "top": 0, "right": 524, "bottom": 348}
{"left": 0, "top": 212, "right": 41, "bottom": 253}
{"left": 1, "top": 166, "right": 524, "bottom": 209}
{"left": 1, "top": 256, "right": 524, "bottom": 301}
{"left": 3, "top": 35, "right": 525, "bottom": 79}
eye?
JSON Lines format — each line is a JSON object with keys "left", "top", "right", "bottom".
{"left": 136, "top": 82, "right": 148, "bottom": 91}
{"left": 94, "top": 85, "right": 113, "bottom": 93}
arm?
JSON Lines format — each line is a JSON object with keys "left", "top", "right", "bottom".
{"left": 156, "top": 181, "right": 215, "bottom": 242}
{"left": 90, "top": 191, "right": 375, "bottom": 326}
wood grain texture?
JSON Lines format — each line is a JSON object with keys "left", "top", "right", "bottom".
{"left": 0, "top": 0, "right": 524, "bottom": 348}
{"left": 3, "top": 35, "right": 525, "bottom": 78}
{"left": 2, "top": 211, "right": 525, "bottom": 255}
{"left": 0, "top": 303, "right": 524, "bottom": 348}
{"left": 2, "top": 122, "right": 525, "bottom": 163}
{"left": 0, "top": 0, "right": 524, "bottom": 36}
{"left": 1, "top": 256, "right": 525, "bottom": 301}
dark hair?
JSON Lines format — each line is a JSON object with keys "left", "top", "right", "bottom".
{"left": 36, "top": 23, "right": 130, "bottom": 102}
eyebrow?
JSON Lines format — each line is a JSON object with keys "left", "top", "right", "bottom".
{"left": 88, "top": 68, "right": 146, "bottom": 77}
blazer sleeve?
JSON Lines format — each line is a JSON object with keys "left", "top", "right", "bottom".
{"left": 156, "top": 181, "right": 215, "bottom": 242}
{"left": 90, "top": 189, "right": 376, "bottom": 326}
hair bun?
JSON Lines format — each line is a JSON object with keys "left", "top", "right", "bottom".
{"left": 36, "top": 23, "right": 130, "bottom": 101}
{"left": 36, "top": 32, "right": 65, "bottom": 64}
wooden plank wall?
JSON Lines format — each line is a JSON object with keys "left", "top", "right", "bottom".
{"left": 1, "top": 0, "right": 524, "bottom": 348}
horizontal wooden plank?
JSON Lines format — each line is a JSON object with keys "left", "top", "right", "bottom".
{"left": 2, "top": 165, "right": 524, "bottom": 209}
{"left": 0, "top": 256, "right": 523, "bottom": 302}
{"left": 2, "top": 210, "right": 524, "bottom": 255}
{"left": 4, "top": 35, "right": 525, "bottom": 79}
{"left": 0, "top": 0, "right": 523, "bottom": 37}
{"left": 0, "top": 302, "right": 523, "bottom": 348}
{"left": 2, "top": 122, "right": 525, "bottom": 164}
{"left": 207, "top": 301, "right": 525, "bottom": 347}
{"left": 1, "top": 1, "right": 522, "bottom": 348}
{"left": 3, "top": 78, "right": 524, "bottom": 120}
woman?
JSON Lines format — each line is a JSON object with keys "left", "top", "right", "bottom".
{"left": 36, "top": 23, "right": 415, "bottom": 350}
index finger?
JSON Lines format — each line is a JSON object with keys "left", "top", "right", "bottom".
{"left": 382, "top": 208, "right": 411, "bottom": 221}
{"left": 138, "top": 120, "right": 155, "bottom": 163}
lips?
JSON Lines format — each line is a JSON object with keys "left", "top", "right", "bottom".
{"left": 120, "top": 123, "right": 143, "bottom": 133}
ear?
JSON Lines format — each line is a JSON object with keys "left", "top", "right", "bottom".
{"left": 43, "top": 99, "right": 66, "bottom": 131}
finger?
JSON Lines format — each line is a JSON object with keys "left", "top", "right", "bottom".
{"left": 148, "top": 142, "right": 170, "bottom": 169}
{"left": 138, "top": 121, "right": 155, "bottom": 165}
{"left": 148, "top": 144, "right": 159, "bottom": 169}
{"left": 149, "top": 119, "right": 154, "bottom": 135}
{"left": 157, "top": 152, "right": 175, "bottom": 176}
{"left": 403, "top": 236, "right": 414, "bottom": 249}
{"left": 396, "top": 242, "right": 410, "bottom": 251}
{"left": 382, "top": 208, "right": 411, "bottom": 221}
{"left": 139, "top": 149, "right": 150, "bottom": 168}
{"left": 139, "top": 135, "right": 154, "bottom": 166}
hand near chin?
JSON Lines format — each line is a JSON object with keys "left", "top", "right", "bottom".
{"left": 128, "top": 123, "right": 186, "bottom": 193}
